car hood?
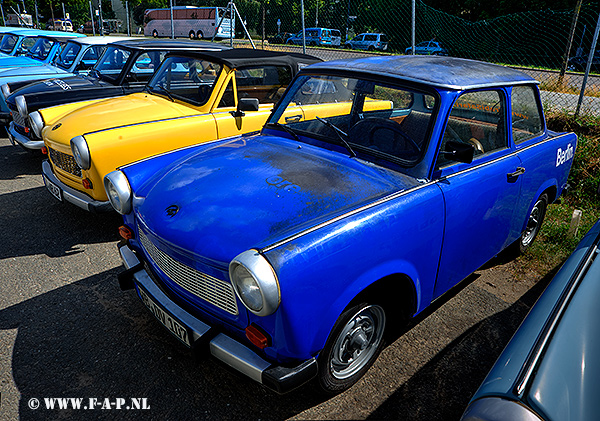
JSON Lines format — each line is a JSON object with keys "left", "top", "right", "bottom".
{"left": 132, "top": 135, "right": 418, "bottom": 265}
{"left": 51, "top": 92, "right": 200, "bottom": 138}
{"left": 6, "top": 75, "right": 108, "bottom": 108}
{"left": 0, "top": 56, "right": 42, "bottom": 69}
{"left": 0, "top": 63, "right": 69, "bottom": 77}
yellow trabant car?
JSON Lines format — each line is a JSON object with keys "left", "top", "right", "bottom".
{"left": 39, "top": 49, "right": 321, "bottom": 212}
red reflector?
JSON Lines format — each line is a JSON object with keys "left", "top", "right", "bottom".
{"left": 24, "top": 127, "right": 29, "bottom": 133}
{"left": 245, "top": 324, "right": 271, "bottom": 349}
{"left": 119, "top": 225, "right": 134, "bottom": 240}
{"left": 82, "top": 178, "right": 93, "bottom": 189}
{"left": 41, "top": 146, "right": 48, "bottom": 155}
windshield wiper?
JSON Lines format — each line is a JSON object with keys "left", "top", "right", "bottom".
{"left": 315, "top": 116, "right": 356, "bottom": 158}
{"left": 150, "top": 85, "right": 174, "bottom": 102}
{"left": 266, "top": 122, "right": 300, "bottom": 141}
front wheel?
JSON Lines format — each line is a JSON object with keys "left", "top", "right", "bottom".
{"left": 189, "top": 30, "right": 195, "bottom": 39}
{"left": 317, "top": 303, "right": 386, "bottom": 394}
{"left": 152, "top": 30, "right": 158, "bottom": 38}
{"left": 519, "top": 194, "right": 548, "bottom": 253}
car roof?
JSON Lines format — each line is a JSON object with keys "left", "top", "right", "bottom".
{"left": 306, "top": 55, "right": 537, "bottom": 90}
{"left": 69, "top": 36, "right": 132, "bottom": 45}
{"left": 106, "top": 38, "right": 229, "bottom": 51}
{"left": 165, "top": 48, "right": 322, "bottom": 69}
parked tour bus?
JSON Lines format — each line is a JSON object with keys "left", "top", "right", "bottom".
{"left": 143, "top": 6, "right": 234, "bottom": 40}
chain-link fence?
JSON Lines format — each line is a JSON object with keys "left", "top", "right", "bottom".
{"left": 120, "top": 0, "right": 600, "bottom": 119}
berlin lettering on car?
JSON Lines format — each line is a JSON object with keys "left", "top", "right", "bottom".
{"left": 105, "top": 55, "right": 577, "bottom": 395}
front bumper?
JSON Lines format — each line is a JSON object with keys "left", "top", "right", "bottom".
{"left": 41, "top": 159, "right": 113, "bottom": 213}
{"left": 0, "top": 111, "right": 10, "bottom": 125}
{"left": 118, "top": 242, "right": 318, "bottom": 394}
{"left": 7, "top": 121, "right": 44, "bottom": 150}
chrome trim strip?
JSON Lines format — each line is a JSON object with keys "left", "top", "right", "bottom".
{"left": 42, "top": 160, "right": 113, "bottom": 212}
{"left": 210, "top": 333, "right": 271, "bottom": 383}
{"left": 261, "top": 182, "right": 432, "bottom": 253}
{"left": 514, "top": 244, "right": 598, "bottom": 396}
{"left": 8, "top": 122, "right": 44, "bottom": 150}
{"left": 119, "top": 135, "right": 242, "bottom": 170}
{"left": 86, "top": 112, "right": 211, "bottom": 136}
{"left": 261, "top": 131, "right": 575, "bottom": 253}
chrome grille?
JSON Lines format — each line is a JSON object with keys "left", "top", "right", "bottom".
{"left": 138, "top": 226, "right": 239, "bottom": 315}
{"left": 48, "top": 147, "right": 82, "bottom": 177}
{"left": 12, "top": 112, "right": 26, "bottom": 128}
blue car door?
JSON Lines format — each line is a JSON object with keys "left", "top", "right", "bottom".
{"left": 433, "top": 89, "right": 524, "bottom": 298}
{"left": 510, "top": 85, "right": 575, "bottom": 240}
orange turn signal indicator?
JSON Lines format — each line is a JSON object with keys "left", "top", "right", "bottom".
{"left": 82, "top": 178, "right": 93, "bottom": 189}
{"left": 119, "top": 225, "right": 134, "bottom": 240}
{"left": 41, "top": 146, "right": 48, "bottom": 155}
{"left": 245, "top": 324, "right": 271, "bottom": 349}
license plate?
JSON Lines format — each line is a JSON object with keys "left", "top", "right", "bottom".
{"left": 43, "top": 175, "right": 63, "bottom": 202}
{"left": 138, "top": 287, "right": 191, "bottom": 347}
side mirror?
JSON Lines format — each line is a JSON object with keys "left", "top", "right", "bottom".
{"left": 231, "top": 97, "right": 259, "bottom": 117}
{"left": 442, "top": 140, "right": 474, "bottom": 164}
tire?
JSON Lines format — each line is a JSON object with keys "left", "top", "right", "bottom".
{"left": 368, "top": 46, "right": 374, "bottom": 51}
{"left": 317, "top": 303, "right": 386, "bottom": 394}
{"left": 189, "top": 31, "right": 195, "bottom": 40}
{"left": 518, "top": 194, "right": 548, "bottom": 253}
{"left": 196, "top": 30, "right": 204, "bottom": 39}
{"left": 345, "top": 44, "right": 352, "bottom": 50}
{"left": 287, "top": 40, "right": 294, "bottom": 45}
{"left": 310, "top": 41, "right": 317, "bottom": 47}
{"left": 152, "top": 30, "right": 158, "bottom": 38}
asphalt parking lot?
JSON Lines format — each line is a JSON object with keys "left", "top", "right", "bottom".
{"left": 0, "top": 135, "right": 558, "bottom": 420}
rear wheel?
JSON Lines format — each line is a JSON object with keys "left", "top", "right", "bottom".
{"left": 189, "top": 30, "right": 195, "bottom": 39}
{"left": 152, "top": 30, "right": 158, "bottom": 38}
{"left": 518, "top": 194, "right": 548, "bottom": 253}
{"left": 317, "top": 303, "right": 386, "bottom": 394}
{"left": 196, "top": 30, "right": 204, "bottom": 39}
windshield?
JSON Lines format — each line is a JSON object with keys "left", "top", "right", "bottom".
{"left": 0, "top": 34, "right": 18, "bottom": 54}
{"left": 53, "top": 41, "right": 82, "bottom": 70}
{"left": 27, "top": 38, "right": 56, "bottom": 60}
{"left": 147, "top": 56, "right": 222, "bottom": 106}
{"left": 92, "top": 46, "right": 131, "bottom": 82}
{"left": 268, "top": 74, "right": 437, "bottom": 166}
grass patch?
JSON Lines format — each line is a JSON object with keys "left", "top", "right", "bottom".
{"left": 516, "top": 112, "right": 600, "bottom": 276}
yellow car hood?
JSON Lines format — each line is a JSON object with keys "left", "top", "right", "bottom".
{"left": 46, "top": 92, "right": 203, "bottom": 143}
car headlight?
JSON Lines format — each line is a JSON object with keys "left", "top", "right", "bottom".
{"left": 29, "top": 111, "right": 44, "bottom": 138}
{"left": 103, "top": 170, "right": 132, "bottom": 214}
{"left": 70, "top": 135, "right": 91, "bottom": 170}
{"left": 229, "top": 250, "right": 280, "bottom": 316}
{"left": 15, "top": 95, "right": 27, "bottom": 118}
{"left": 1, "top": 83, "right": 10, "bottom": 99}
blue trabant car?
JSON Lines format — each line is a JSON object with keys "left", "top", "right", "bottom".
{"left": 105, "top": 56, "right": 577, "bottom": 394}
{"left": 463, "top": 218, "right": 600, "bottom": 420}
{"left": 0, "top": 31, "right": 84, "bottom": 67}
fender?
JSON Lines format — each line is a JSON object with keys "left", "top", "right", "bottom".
{"left": 519, "top": 179, "right": 558, "bottom": 233}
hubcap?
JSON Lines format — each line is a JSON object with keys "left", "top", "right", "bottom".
{"left": 522, "top": 201, "right": 542, "bottom": 247}
{"left": 330, "top": 305, "right": 385, "bottom": 380}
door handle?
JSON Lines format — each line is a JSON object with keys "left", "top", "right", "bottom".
{"left": 507, "top": 167, "right": 526, "bottom": 178}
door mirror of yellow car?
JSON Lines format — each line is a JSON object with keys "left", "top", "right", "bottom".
{"left": 231, "top": 97, "right": 259, "bottom": 117}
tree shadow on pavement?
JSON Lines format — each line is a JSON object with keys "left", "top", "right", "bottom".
{"left": 366, "top": 264, "right": 560, "bottom": 420}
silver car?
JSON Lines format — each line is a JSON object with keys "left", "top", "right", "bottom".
{"left": 345, "top": 33, "right": 388, "bottom": 51}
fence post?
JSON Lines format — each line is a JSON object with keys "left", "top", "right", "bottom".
{"left": 411, "top": 0, "right": 415, "bottom": 54}
{"left": 575, "top": 11, "right": 600, "bottom": 117}
{"left": 301, "top": 0, "right": 306, "bottom": 54}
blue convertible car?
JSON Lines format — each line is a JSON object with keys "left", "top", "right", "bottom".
{"left": 105, "top": 56, "right": 577, "bottom": 394}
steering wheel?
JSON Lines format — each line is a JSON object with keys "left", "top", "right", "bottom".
{"left": 349, "top": 118, "right": 421, "bottom": 155}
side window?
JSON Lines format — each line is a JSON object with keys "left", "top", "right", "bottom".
{"left": 511, "top": 86, "right": 543, "bottom": 144}
{"left": 218, "top": 78, "right": 235, "bottom": 108}
{"left": 131, "top": 52, "right": 163, "bottom": 82}
{"left": 236, "top": 66, "right": 292, "bottom": 104}
{"left": 439, "top": 90, "right": 506, "bottom": 167}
